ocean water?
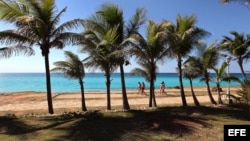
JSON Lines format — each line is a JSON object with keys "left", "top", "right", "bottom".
{"left": 0, "top": 73, "right": 248, "bottom": 93}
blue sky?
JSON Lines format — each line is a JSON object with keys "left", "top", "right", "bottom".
{"left": 0, "top": 0, "right": 250, "bottom": 73}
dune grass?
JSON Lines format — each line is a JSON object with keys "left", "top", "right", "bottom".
{"left": 0, "top": 105, "right": 250, "bottom": 141}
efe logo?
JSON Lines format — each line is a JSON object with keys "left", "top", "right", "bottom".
{"left": 224, "top": 125, "right": 249, "bottom": 141}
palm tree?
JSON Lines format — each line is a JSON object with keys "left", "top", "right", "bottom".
{"left": 186, "top": 41, "right": 219, "bottom": 105}
{"left": 51, "top": 51, "right": 87, "bottom": 111}
{"left": 94, "top": 3, "right": 146, "bottom": 110}
{"left": 182, "top": 62, "right": 202, "bottom": 106}
{"left": 165, "top": 14, "right": 210, "bottom": 107}
{"left": 81, "top": 14, "right": 119, "bottom": 110}
{"left": 211, "top": 62, "right": 240, "bottom": 104}
{"left": 211, "top": 62, "right": 228, "bottom": 104}
{"left": 219, "top": 31, "right": 250, "bottom": 81}
{"left": 0, "top": 0, "right": 83, "bottom": 114}
{"left": 130, "top": 20, "right": 169, "bottom": 107}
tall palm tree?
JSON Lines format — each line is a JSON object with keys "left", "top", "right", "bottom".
{"left": 182, "top": 62, "right": 202, "bottom": 106}
{"left": 81, "top": 14, "right": 119, "bottom": 110}
{"left": 165, "top": 14, "right": 210, "bottom": 107}
{"left": 130, "top": 20, "right": 169, "bottom": 107}
{"left": 219, "top": 31, "right": 250, "bottom": 81}
{"left": 186, "top": 42, "right": 219, "bottom": 105}
{"left": 94, "top": 3, "right": 146, "bottom": 110}
{"left": 51, "top": 51, "right": 87, "bottom": 111}
{"left": 0, "top": 0, "right": 83, "bottom": 114}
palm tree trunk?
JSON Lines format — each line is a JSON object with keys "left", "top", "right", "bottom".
{"left": 44, "top": 53, "right": 54, "bottom": 114}
{"left": 177, "top": 58, "right": 187, "bottom": 106}
{"left": 105, "top": 73, "right": 111, "bottom": 110}
{"left": 189, "top": 79, "right": 200, "bottom": 106}
{"left": 216, "top": 83, "right": 223, "bottom": 104}
{"left": 238, "top": 59, "right": 248, "bottom": 81}
{"left": 204, "top": 72, "right": 217, "bottom": 104}
{"left": 151, "top": 81, "right": 157, "bottom": 107}
{"left": 149, "top": 80, "right": 153, "bottom": 107}
{"left": 119, "top": 64, "right": 130, "bottom": 110}
{"left": 79, "top": 79, "right": 87, "bottom": 111}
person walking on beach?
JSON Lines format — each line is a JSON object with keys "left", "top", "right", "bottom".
{"left": 141, "top": 82, "right": 145, "bottom": 95}
{"left": 138, "top": 82, "right": 142, "bottom": 94}
{"left": 160, "top": 81, "right": 166, "bottom": 95}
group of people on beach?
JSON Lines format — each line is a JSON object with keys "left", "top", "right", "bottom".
{"left": 137, "top": 81, "right": 166, "bottom": 95}
{"left": 137, "top": 82, "right": 145, "bottom": 95}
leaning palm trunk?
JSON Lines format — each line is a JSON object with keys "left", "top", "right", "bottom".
{"left": 105, "top": 73, "right": 112, "bottom": 110}
{"left": 204, "top": 72, "right": 217, "bottom": 104}
{"left": 238, "top": 59, "right": 248, "bottom": 81}
{"left": 44, "top": 52, "right": 54, "bottom": 114}
{"left": 189, "top": 79, "right": 200, "bottom": 106}
{"left": 216, "top": 83, "right": 223, "bottom": 104}
{"left": 177, "top": 59, "right": 188, "bottom": 106}
{"left": 119, "top": 64, "right": 130, "bottom": 110}
{"left": 79, "top": 79, "right": 87, "bottom": 111}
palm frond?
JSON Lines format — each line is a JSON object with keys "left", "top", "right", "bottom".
{"left": 130, "top": 68, "right": 150, "bottom": 82}
{"left": 125, "top": 8, "right": 146, "bottom": 37}
{"left": 0, "top": 45, "right": 34, "bottom": 59}
{"left": 0, "top": 0, "right": 28, "bottom": 22}
{"left": 0, "top": 30, "right": 32, "bottom": 45}
{"left": 51, "top": 51, "right": 85, "bottom": 80}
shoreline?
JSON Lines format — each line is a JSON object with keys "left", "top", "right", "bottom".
{"left": 0, "top": 86, "right": 242, "bottom": 116}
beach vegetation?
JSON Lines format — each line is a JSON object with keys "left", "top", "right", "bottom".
{"left": 51, "top": 51, "right": 87, "bottom": 111}
{"left": 210, "top": 62, "right": 241, "bottom": 104}
{"left": 0, "top": 0, "right": 84, "bottom": 114}
{"left": 237, "top": 79, "right": 250, "bottom": 108}
{"left": 185, "top": 41, "right": 219, "bottom": 105}
{"left": 81, "top": 12, "right": 120, "bottom": 110}
{"left": 218, "top": 31, "right": 250, "bottom": 81}
{"left": 165, "top": 14, "right": 211, "bottom": 107}
{"left": 182, "top": 62, "right": 202, "bottom": 106}
{"left": 129, "top": 20, "right": 169, "bottom": 107}
{"left": 91, "top": 3, "right": 146, "bottom": 110}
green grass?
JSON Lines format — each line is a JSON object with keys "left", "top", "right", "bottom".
{"left": 0, "top": 105, "right": 250, "bottom": 141}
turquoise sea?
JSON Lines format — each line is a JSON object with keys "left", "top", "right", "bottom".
{"left": 0, "top": 73, "right": 248, "bottom": 93}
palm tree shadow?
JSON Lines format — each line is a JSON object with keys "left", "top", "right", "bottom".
{"left": 51, "top": 109, "right": 212, "bottom": 141}
{"left": 0, "top": 117, "right": 33, "bottom": 135}
{"left": 0, "top": 115, "right": 78, "bottom": 137}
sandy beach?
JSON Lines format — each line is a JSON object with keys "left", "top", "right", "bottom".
{"left": 0, "top": 87, "right": 241, "bottom": 116}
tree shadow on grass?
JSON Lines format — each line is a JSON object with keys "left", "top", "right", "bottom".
{"left": 0, "top": 115, "right": 78, "bottom": 140}
{"left": 1, "top": 105, "right": 249, "bottom": 141}
{"left": 168, "top": 105, "right": 250, "bottom": 120}
{"left": 50, "top": 109, "right": 212, "bottom": 141}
